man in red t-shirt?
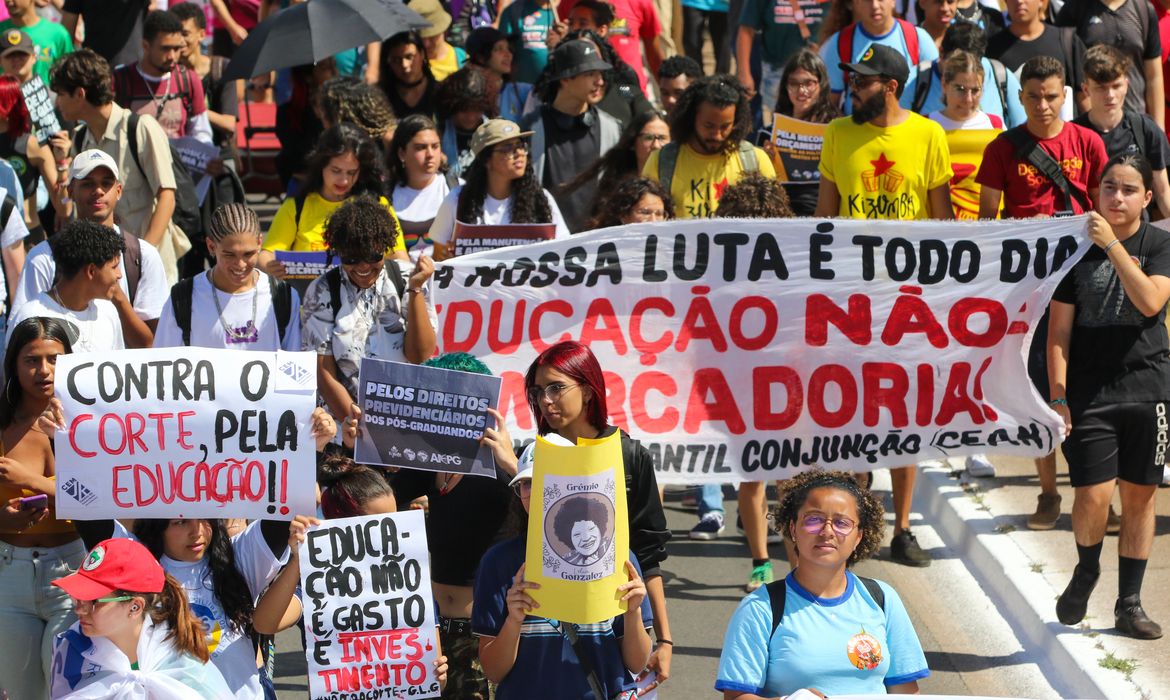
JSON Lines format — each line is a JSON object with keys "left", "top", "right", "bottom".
{"left": 112, "top": 9, "right": 210, "bottom": 142}
{"left": 976, "top": 54, "right": 1108, "bottom": 531}
{"left": 559, "top": 0, "right": 664, "bottom": 92}
{"left": 977, "top": 55, "right": 1108, "bottom": 218}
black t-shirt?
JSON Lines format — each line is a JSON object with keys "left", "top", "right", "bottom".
{"left": 1056, "top": 0, "right": 1161, "bottom": 115}
{"left": 390, "top": 465, "right": 514, "bottom": 586}
{"left": 986, "top": 24, "right": 1086, "bottom": 91}
{"left": 541, "top": 105, "right": 602, "bottom": 233}
{"left": 62, "top": 0, "right": 146, "bottom": 66}
{"left": 1052, "top": 222, "right": 1170, "bottom": 406}
{"left": 1073, "top": 110, "right": 1170, "bottom": 167}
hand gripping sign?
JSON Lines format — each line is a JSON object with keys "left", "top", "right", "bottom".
{"left": 525, "top": 431, "right": 631, "bottom": 625}
{"left": 54, "top": 348, "right": 318, "bottom": 520}
{"left": 301, "top": 510, "right": 441, "bottom": 700}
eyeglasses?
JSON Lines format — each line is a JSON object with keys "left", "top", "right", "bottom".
{"left": 512, "top": 480, "right": 532, "bottom": 497}
{"left": 494, "top": 141, "right": 529, "bottom": 156}
{"left": 787, "top": 79, "right": 820, "bottom": 93}
{"left": 632, "top": 208, "right": 666, "bottom": 219}
{"left": 72, "top": 595, "right": 135, "bottom": 612}
{"left": 340, "top": 253, "right": 384, "bottom": 266}
{"left": 949, "top": 84, "right": 983, "bottom": 96}
{"left": 638, "top": 133, "right": 669, "bottom": 145}
{"left": 799, "top": 514, "right": 857, "bottom": 537}
{"left": 527, "top": 382, "right": 578, "bottom": 404}
{"left": 848, "top": 74, "right": 886, "bottom": 90}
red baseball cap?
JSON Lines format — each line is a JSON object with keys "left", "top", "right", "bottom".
{"left": 52, "top": 538, "right": 165, "bottom": 600}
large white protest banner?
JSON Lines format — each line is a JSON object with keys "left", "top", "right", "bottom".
{"left": 432, "top": 217, "right": 1093, "bottom": 484}
{"left": 301, "top": 510, "right": 441, "bottom": 700}
{"left": 54, "top": 348, "right": 318, "bottom": 519}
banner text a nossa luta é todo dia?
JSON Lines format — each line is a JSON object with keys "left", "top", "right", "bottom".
{"left": 430, "top": 217, "right": 1090, "bottom": 483}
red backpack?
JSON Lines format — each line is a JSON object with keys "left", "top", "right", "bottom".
{"left": 837, "top": 18, "right": 920, "bottom": 67}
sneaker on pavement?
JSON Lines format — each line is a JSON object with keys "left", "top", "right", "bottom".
{"left": 1026, "top": 493, "right": 1062, "bottom": 530}
{"left": 745, "top": 561, "right": 774, "bottom": 593}
{"left": 689, "top": 512, "right": 725, "bottom": 540}
{"left": 1055, "top": 565, "right": 1099, "bottom": 625}
{"left": 1106, "top": 505, "right": 1121, "bottom": 535}
{"left": 1116, "top": 595, "right": 1163, "bottom": 639}
{"left": 890, "top": 530, "right": 932, "bottom": 567}
{"left": 965, "top": 454, "right": 996, "bottom": 478}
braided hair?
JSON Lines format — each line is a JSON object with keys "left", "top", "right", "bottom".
{"left": 207, "top": 203, "right": 261, "bottom": 242}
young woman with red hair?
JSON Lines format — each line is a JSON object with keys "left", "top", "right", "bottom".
{"left": 0, "top": 75, "right": 63, "bottom": 242}
{"left": 519, "top": 340, "right": 675, "bottom": 685}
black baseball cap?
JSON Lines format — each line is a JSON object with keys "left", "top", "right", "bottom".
{"left": 548, "top": 39, "right": 611, "bottom": 81}
{"left": 838, "top": 44, "right": 909, "bottom": 86}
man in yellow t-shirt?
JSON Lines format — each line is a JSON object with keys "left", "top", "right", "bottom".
{"left": 815, "top": 44, "right": 953, "bottom": 572}
{"left": 643, "top": 75, "right": 775, "bottom": 219}
{"left": 816, "top": 44, "right": 954, "bottom": 220}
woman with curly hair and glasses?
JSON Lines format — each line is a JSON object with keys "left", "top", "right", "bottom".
{"left": 589, "top": 176, "right": 674, "bottom": 229}
{"left": 715, "top": 470, "right": 929, "bottom": 698}
{"left": 259, "top": 124, "right": 408, "bottom": 280}
{"left": 430, "top": 119, "right": 568, "bottom": 261}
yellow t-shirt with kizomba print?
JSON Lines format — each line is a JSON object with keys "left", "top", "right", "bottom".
{"left": 819, "top": 113, "right": 953, "bottom": 220}
{"left": 643, "top": 142, "right": 776, "bottom": 219}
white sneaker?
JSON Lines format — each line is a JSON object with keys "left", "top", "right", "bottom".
{"left": 965, "top": 454, "right": 996, "bottom": 478}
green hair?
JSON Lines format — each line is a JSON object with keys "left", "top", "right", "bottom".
{"left": 423, "top": 352, "right": 493, "bottom": 375}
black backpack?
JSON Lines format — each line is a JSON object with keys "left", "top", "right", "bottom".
{"left": 74, "top": 113, "right": 202, "bottom": 239}
{"left": 169, "top": 273, "right": 293, "bottom": 347}
{"left": 766, "top": 575, "right": 886, "bottom": 635}
{"left": 322, "top": 263, "right": 406, "bottom": 319}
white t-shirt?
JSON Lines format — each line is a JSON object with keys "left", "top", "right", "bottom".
{"left": 429, "top": 184, "right": 570, "bottom": 246}
{"left": 9, "top": 292, "right": 125, "bottom": 351}
{"left": 153, "top": 270, "right": 301, "bottom": 350}
{"left": 0, "top": 184, "right": 30, "bottom": 313}
{"left": 928, "top": 110, "right": 1000, "bottom": 131}
{"left": 392, "top": 176, "right": 451, "bottom": 261}
{"left": 392, "top": 176, "right": 450, "bottom": 224}
{"left": 114, "top": 521, "right": 287, "bottom": 700}
{"left": 13, "top": 229, "right": 169, "bottom": 321}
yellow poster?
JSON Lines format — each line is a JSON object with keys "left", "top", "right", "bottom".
{"left": 770, "top": 114, "right": 826, "bottom": 184}
{"left": 524, "top": 431, "right": 630, "bottom": 625}
{"left": 944, "top": 128, "right": 1001, "bottom": 220}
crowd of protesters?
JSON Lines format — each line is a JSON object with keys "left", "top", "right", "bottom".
{"left": 0, "top": 0, "right": 1167, "bottom": 697}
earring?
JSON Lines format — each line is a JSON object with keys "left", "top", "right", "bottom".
{"left": 130, "top": 605, "right": 139, "bottom": 612}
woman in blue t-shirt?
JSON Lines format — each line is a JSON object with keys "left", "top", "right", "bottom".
{"left": 472, "top": 464, "right": 653, "bottom": 700}
{"left": 715, "top": 470, "right": 929, "bottom": 698}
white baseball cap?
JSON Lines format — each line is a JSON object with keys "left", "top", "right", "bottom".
{"left": 69, "top": 149, "right": 120, "bottom": 183}
{"left": 511, "top": 433, "right": 575, "bottom": 486}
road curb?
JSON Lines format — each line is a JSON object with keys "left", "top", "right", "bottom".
{"left": 917, "top": 465, "right": 1130, "bottom": 700}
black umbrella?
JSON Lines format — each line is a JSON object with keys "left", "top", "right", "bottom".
{"left": 223, "top": 0, "right": 430, "bottom": 81}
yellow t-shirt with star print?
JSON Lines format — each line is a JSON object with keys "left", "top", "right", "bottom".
{"left": 643, "top": 142, "right": 776, "bottom": 220}
{"left": 818, "top": 113, "right": 953, "bottom": 220}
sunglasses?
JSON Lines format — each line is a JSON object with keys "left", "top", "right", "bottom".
{"left": 340, "top": 254, "right": 384, "bottom": 266}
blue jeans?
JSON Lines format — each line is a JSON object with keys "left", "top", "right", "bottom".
{"left": 0, "top": 538, "right": 86, "bottom": 699}
{"left": 699, "top": 483, "right": 725, "bottom": 516}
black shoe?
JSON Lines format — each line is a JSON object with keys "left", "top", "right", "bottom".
{"left": 1115, "top": 595, "right": 1163, "bottom": 639}
{"left": 1055, "top": 565, "right": 1099, "bottom": 625}
{"left": 890, "top": 530, "right": 932, "bottom": 567}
